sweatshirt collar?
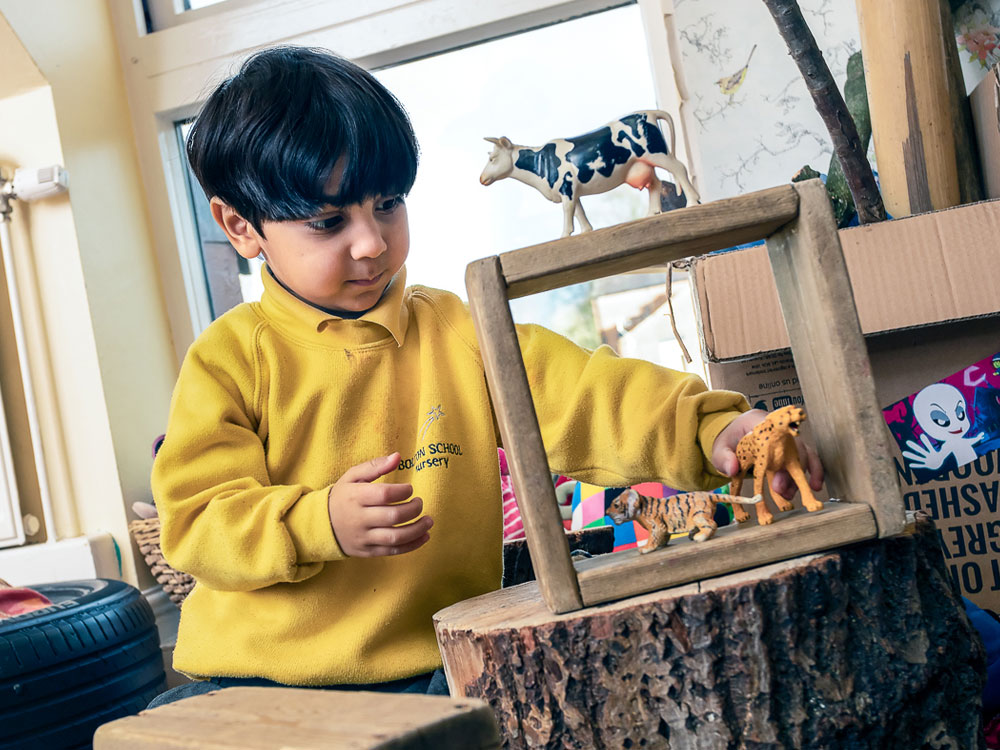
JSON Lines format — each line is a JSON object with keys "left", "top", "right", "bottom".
{"left": 259, "top": 264, "right": 409, "bottom": 347}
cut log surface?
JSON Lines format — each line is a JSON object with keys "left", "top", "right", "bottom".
{"left": 434, "top": 515, "right": 985, "bottom": 749}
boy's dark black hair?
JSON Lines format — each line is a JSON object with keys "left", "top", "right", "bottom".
{"left": 186, "top": 46, "right": 418, "bottom": 234}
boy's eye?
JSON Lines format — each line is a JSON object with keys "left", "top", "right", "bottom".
{"left": 306, "top": 215, "right": 343, "bottom": 232}
{"left": 377, "top": 196, "right": 404, "bottom": 213}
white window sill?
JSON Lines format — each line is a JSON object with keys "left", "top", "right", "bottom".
{"left": 0, "top": 533, "right": 121, "bottom": 586}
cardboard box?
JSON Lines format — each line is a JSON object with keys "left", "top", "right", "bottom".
{"left": 971, "top": 62, "right": 1000, "bottom": 200}
{"left": 692, "top": 200, "right": 1000, "bottom": 611}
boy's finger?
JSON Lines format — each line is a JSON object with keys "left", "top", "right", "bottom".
{"left": 338, "top": 453, "right": 401, "bottom": 485}
{"left": 770, "top": 471, "right": 796, "bottom": 500}
{"left": 367, "top": 515, "right": 434, "bottom": 549}
{"left": 366, "top": 497, "right": 425, "bottom": 527}
{"left": 710, "top": 447, "right": 739, "bottom": 478}
{"left": 364, "top": 533, "right": 432, "bottom": 558}
{"left": 357, "top": 482, "right": 414, "bottom": 507}
{"left": 805, "top": 444, "right": 825, "bottom": 490}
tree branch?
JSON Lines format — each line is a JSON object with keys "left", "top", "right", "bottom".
{"left": 763, "top": 0, "right": 887, "bottom": 223}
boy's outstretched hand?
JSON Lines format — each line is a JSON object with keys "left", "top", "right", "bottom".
{"left": 327, "top": 453, "right": 433, "bottom": 557}
{"left": 710, "top": 409, "right": 824, "bottom": 501}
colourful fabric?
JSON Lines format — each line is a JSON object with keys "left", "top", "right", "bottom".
{"left": 499, "top": 449, "right": 574, "bottom": 541}
{"left": 964, "top": 597, "right": 1000, "bottom": 716}
{"left": 499, "top": 448, "right": 523, "bottom": 542}
{"left": 0, "top": 587, "right": 52, "bottom": 618}
{"left": 152, "top": 264, "right": 748, "bottom": 686}
{"left": 571, "top": 481, "right": 734, "bottom": 551}
{"left": 987, "top": 712, "right": 1000, "bottom": 750}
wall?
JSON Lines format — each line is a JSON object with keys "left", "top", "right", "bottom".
{"left": 673, "top": 0, "right": 864, "bottom": 202}
{"left": 0, "top": 1, "right": 178, "bottom": 587}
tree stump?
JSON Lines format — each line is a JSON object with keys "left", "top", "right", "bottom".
{"left": 434, "top": 515, "right": 985, "bottom": 749}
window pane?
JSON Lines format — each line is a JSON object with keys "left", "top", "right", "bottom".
{"left": 375, "top": 4, "right": 658, "bottom": 297}
{"left": 174, "top": 4, "right": 704, "bottom": 373}
{"left": 376, "top": 4, "right": 701, "bottom": 372}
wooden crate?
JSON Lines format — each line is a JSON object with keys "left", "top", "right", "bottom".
{"left": 465, "top": 179, "right": 905, "bottom": 614}
{"left": 93, "top": 687, "right": 501, "bottom": 749}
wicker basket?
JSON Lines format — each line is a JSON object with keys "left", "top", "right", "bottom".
{"left": 128, "top": 517, "right": 195, "bottom": 607}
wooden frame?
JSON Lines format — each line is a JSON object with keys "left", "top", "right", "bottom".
{"left": 466, "top": 179, "right": 906, "bottom": 614}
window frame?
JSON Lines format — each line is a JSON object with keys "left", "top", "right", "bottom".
{"left": 110, "top": 0, "right": 692, "bottom": 360}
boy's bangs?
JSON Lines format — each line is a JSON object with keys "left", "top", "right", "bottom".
{"left": 329, "top": 106, "right": 418, "bottom": 208}
{"left": 267, "top": 84, "right": 417, "bottom": 221}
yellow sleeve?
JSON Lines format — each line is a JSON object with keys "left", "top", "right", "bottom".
{"left": 151, "top": 318, "right": 344, "bottom": 592}
{"left": 516, "top": 324, "right": 749, "bottom": 490}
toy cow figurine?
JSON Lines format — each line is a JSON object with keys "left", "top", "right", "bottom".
{"left": 480, "top": 110, "right": 700, "bottom": 238}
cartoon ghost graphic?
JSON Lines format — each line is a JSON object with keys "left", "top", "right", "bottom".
{"left": 901, "top": 382, "right": 985, "bottom": 471}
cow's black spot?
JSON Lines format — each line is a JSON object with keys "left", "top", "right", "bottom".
{"left": 619, "top": 113, "right": 669, "bottom": 157}
{"left": 617, "top": 127, "right": 646, "bottom": 157}
{"left": 565, "top": 126, "right": 632, "bottom": 184}
{"left": 516, "top": 144, "right": 561, "bottom": 188}
{"left": 559, "top": 173, "right": 574, "bottom": 199}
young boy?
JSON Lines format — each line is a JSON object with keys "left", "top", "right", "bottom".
{"left": 149, "top": 46, "right": 821, "bottom": 705}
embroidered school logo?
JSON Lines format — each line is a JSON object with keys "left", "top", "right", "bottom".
{"left": 419, "top": 404, "right": 445, "bottom": 440}
{"left": 397, "top": 404, "right": 461, "bottom": 472}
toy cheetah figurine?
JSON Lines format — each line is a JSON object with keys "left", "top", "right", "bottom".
{"left": 731, "top": 405, "right": 823, "bottom": 526}
{"left": 606, "top": 489, "right": 762, "bottom": 553}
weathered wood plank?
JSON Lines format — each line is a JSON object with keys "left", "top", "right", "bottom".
{"left": 765, "top": 180, "right": 905, "bottom": 537}
{"left": 575, "top": 501, "right": 876, "bottom": 606}
{"left": 465, "top": 257, "right": 583, "bottom": 613}
{"left": 500, "top": 184, "right": 799, "bottom": 298}
{"left": 94, "top": 688, "right": 502, "bottom": 749}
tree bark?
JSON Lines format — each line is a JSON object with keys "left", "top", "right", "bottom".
{"left": 435, "top": 515, "right": 984, "bottom": 749}
{"left": 763, "top": 0, "right": 887, "bottom": 224}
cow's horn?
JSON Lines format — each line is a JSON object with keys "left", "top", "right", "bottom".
{"left": 484, "top": 137, "right": 500, "bottom": 145}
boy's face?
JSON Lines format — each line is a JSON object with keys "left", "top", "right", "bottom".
{"left": 212, "top": 170, "right": 410, "bottom": 313}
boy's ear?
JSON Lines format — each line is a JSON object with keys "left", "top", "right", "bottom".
{"left": 210, "top": 197, "right": 264, "bottom": 260}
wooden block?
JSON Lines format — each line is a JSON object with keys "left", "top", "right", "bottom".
{"left": 765, "top": 180, "right": 905, "bottom": 537}
{"left": 93, "top": 687, "right": 502, "bottom": 749}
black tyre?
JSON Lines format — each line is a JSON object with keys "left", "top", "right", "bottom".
{"left": 0, "top": 579, "right": 166, "bottom": 749}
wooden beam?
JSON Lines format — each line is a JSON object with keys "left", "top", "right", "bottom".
{"left": 854, "top": 0, "right": 977, "bottom": 215}
{"left": 499, "top": 184, "right": 799, "bottom": 298}
{"left": 575, "top": 502, "right": 876, "bottom": 606}
{"left": 465, "top": 257, "right": 583, "bottom": 613}
{"left": 765, "top": 180, "right": 905, "bottom": 537}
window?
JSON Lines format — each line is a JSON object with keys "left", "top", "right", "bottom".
{"left": 144, "top": 0, "right": 242, "bottom": 32}
{"left": 176, "top": 3, "right": 704, "bottom": 372}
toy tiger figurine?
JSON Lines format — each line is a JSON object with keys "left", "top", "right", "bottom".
{"left": 606, "top": 489, "right": 762, "bottom": 553}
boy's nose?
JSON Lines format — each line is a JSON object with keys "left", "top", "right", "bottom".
{"left": 349, "top": 213, "right": 387, "bottom": 260}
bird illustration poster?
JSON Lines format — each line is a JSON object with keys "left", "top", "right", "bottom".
{"left": 715, "top": 45, "right": 756, "bottom": 98}
{"left": 883, "top": 351, "right": 1000, "bottom": 483}
{"left": 673, "top": 0, "right": 864, "bottom": 201}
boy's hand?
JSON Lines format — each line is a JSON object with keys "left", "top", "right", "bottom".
{"left": 710, "top": 409, "right": 824, "bottom": 501}
{"left": 328, "top": 453, "right": 433, "bottom": 557}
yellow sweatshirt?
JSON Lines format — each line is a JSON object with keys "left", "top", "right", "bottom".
{"left": 152, "top": 266, "right": 748, "bottom": 685}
